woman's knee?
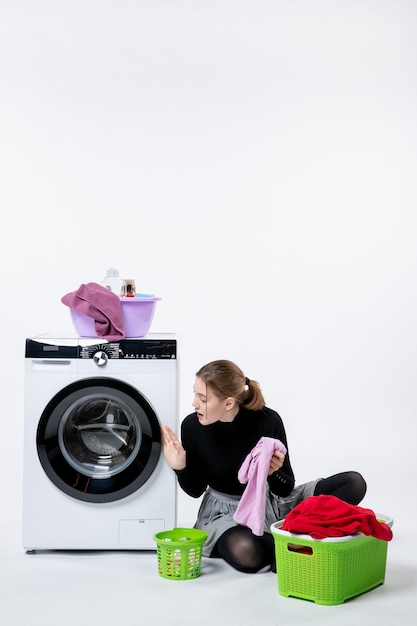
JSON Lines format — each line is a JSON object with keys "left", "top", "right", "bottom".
{"left": 351, "top": 471, "right": 367, "bottom": 503}
{"left": 215, "top": 526, "right": 273, "bottom": 573}
{"left": 314, "top": 470, "right": 367, "bottom": 504}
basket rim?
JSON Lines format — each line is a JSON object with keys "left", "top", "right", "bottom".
{"left": 153, "top": 527, "right": 209, "bottom": 546}
{"left": 119, "top": 296, "right": 160, "bottom": 302}
{"left": 271, "top": 513, "right": 393, "bottom": 543}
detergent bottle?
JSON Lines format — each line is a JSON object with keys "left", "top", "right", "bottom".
{"left": 101, "top": 268, "right": 126, "bottom": 296}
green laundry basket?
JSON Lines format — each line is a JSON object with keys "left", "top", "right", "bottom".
{"left": 153, "top": 528, "right": 208, "bottom": 580}
{"left": 271, "top": 514, "right": 393, "bottom": 605}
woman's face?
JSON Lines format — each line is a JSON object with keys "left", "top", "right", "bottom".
{"left": 192, "top": 376, "right": 237, "bottom": 425}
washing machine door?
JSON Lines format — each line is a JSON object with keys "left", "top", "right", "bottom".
{"left": 36, "top": 377, "right": 161, "bottom": 503}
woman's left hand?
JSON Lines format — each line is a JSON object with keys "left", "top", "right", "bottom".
{"left": 268, "top": 450, "right": 285, "bottom": 475}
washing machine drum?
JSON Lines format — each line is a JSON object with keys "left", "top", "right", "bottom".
{"left": 36, "top": 378, "right": 162, "bottom": 503}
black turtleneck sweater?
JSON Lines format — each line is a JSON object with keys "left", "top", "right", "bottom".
{"left": 175, "top": 406, "right": 295, "bottom": 499}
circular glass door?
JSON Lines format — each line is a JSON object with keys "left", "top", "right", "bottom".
{"left": 37, "top": 377, "right": 161, "bottom": 503}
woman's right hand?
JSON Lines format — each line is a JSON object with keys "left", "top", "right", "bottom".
{"left": 161, "top": 425, "right": 186, "bottom": 471}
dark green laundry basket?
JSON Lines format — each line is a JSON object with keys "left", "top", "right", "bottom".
{"left": 153, "top": 528, "right": 208, "bottom": 580}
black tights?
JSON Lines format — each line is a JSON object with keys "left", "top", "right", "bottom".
{"left": 314, "top": 470, "right": 367, "bottom": 505}
{"left": 213, "top": 470, "right": 366, "bottom": 574}
{"left": 214, "top": 525, "right": 275, "bottom": 574}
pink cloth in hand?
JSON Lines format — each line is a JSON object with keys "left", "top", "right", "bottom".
{"left": 233, "top": 436, "right": 287, "bottom": 536}
{"left": 61, "top": 282, "right": 125, "bottom": 341}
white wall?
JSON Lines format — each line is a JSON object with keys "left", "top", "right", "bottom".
{"left": 1, "top": 1, "right": 416, "bottom": 528}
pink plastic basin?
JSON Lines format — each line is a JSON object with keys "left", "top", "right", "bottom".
{"left": 69, "top": 297, "right": 160, "bottom": 338}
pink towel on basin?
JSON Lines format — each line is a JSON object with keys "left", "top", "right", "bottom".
{"left": 61, "top": 282, "right": 125, "bottom": 341}
{"left": 233, "top": 436, "right": 287, "bottom": 536}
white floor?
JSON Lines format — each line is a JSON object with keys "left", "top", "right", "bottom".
{"left": 1, "top": 499, "right": 416, "bottom": 626}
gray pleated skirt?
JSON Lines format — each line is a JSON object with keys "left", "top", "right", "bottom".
{"left": 194, "top": 479, "right": 321, "bottom": 557}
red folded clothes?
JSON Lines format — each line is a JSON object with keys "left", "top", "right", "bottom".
{"left": 282, "top": 494, "right": 393, "bottom": 541}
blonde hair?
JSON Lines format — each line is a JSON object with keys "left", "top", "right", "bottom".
{"left": 195, "top": 360, "right": 265, "bottom": 411}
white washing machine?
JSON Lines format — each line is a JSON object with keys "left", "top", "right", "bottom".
{"left": 23, "top": 332, "right": 178, "bottom": 552}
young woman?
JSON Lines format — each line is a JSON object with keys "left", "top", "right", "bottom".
{"left": 161, "top": 359, "right": 366, "bottom": 574}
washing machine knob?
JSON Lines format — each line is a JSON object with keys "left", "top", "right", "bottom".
{"left": 93, "top": 350, "right": 109, "bottom": 367}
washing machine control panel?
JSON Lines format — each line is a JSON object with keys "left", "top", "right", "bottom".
{"left": 26, "top": 337, "right": 177, "bottom": 360}
{"left": 81, "top": 343, "right": 120, "bottom": 361}
{"left": 81, "top": 340, "right": 177, "bottom": 360}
